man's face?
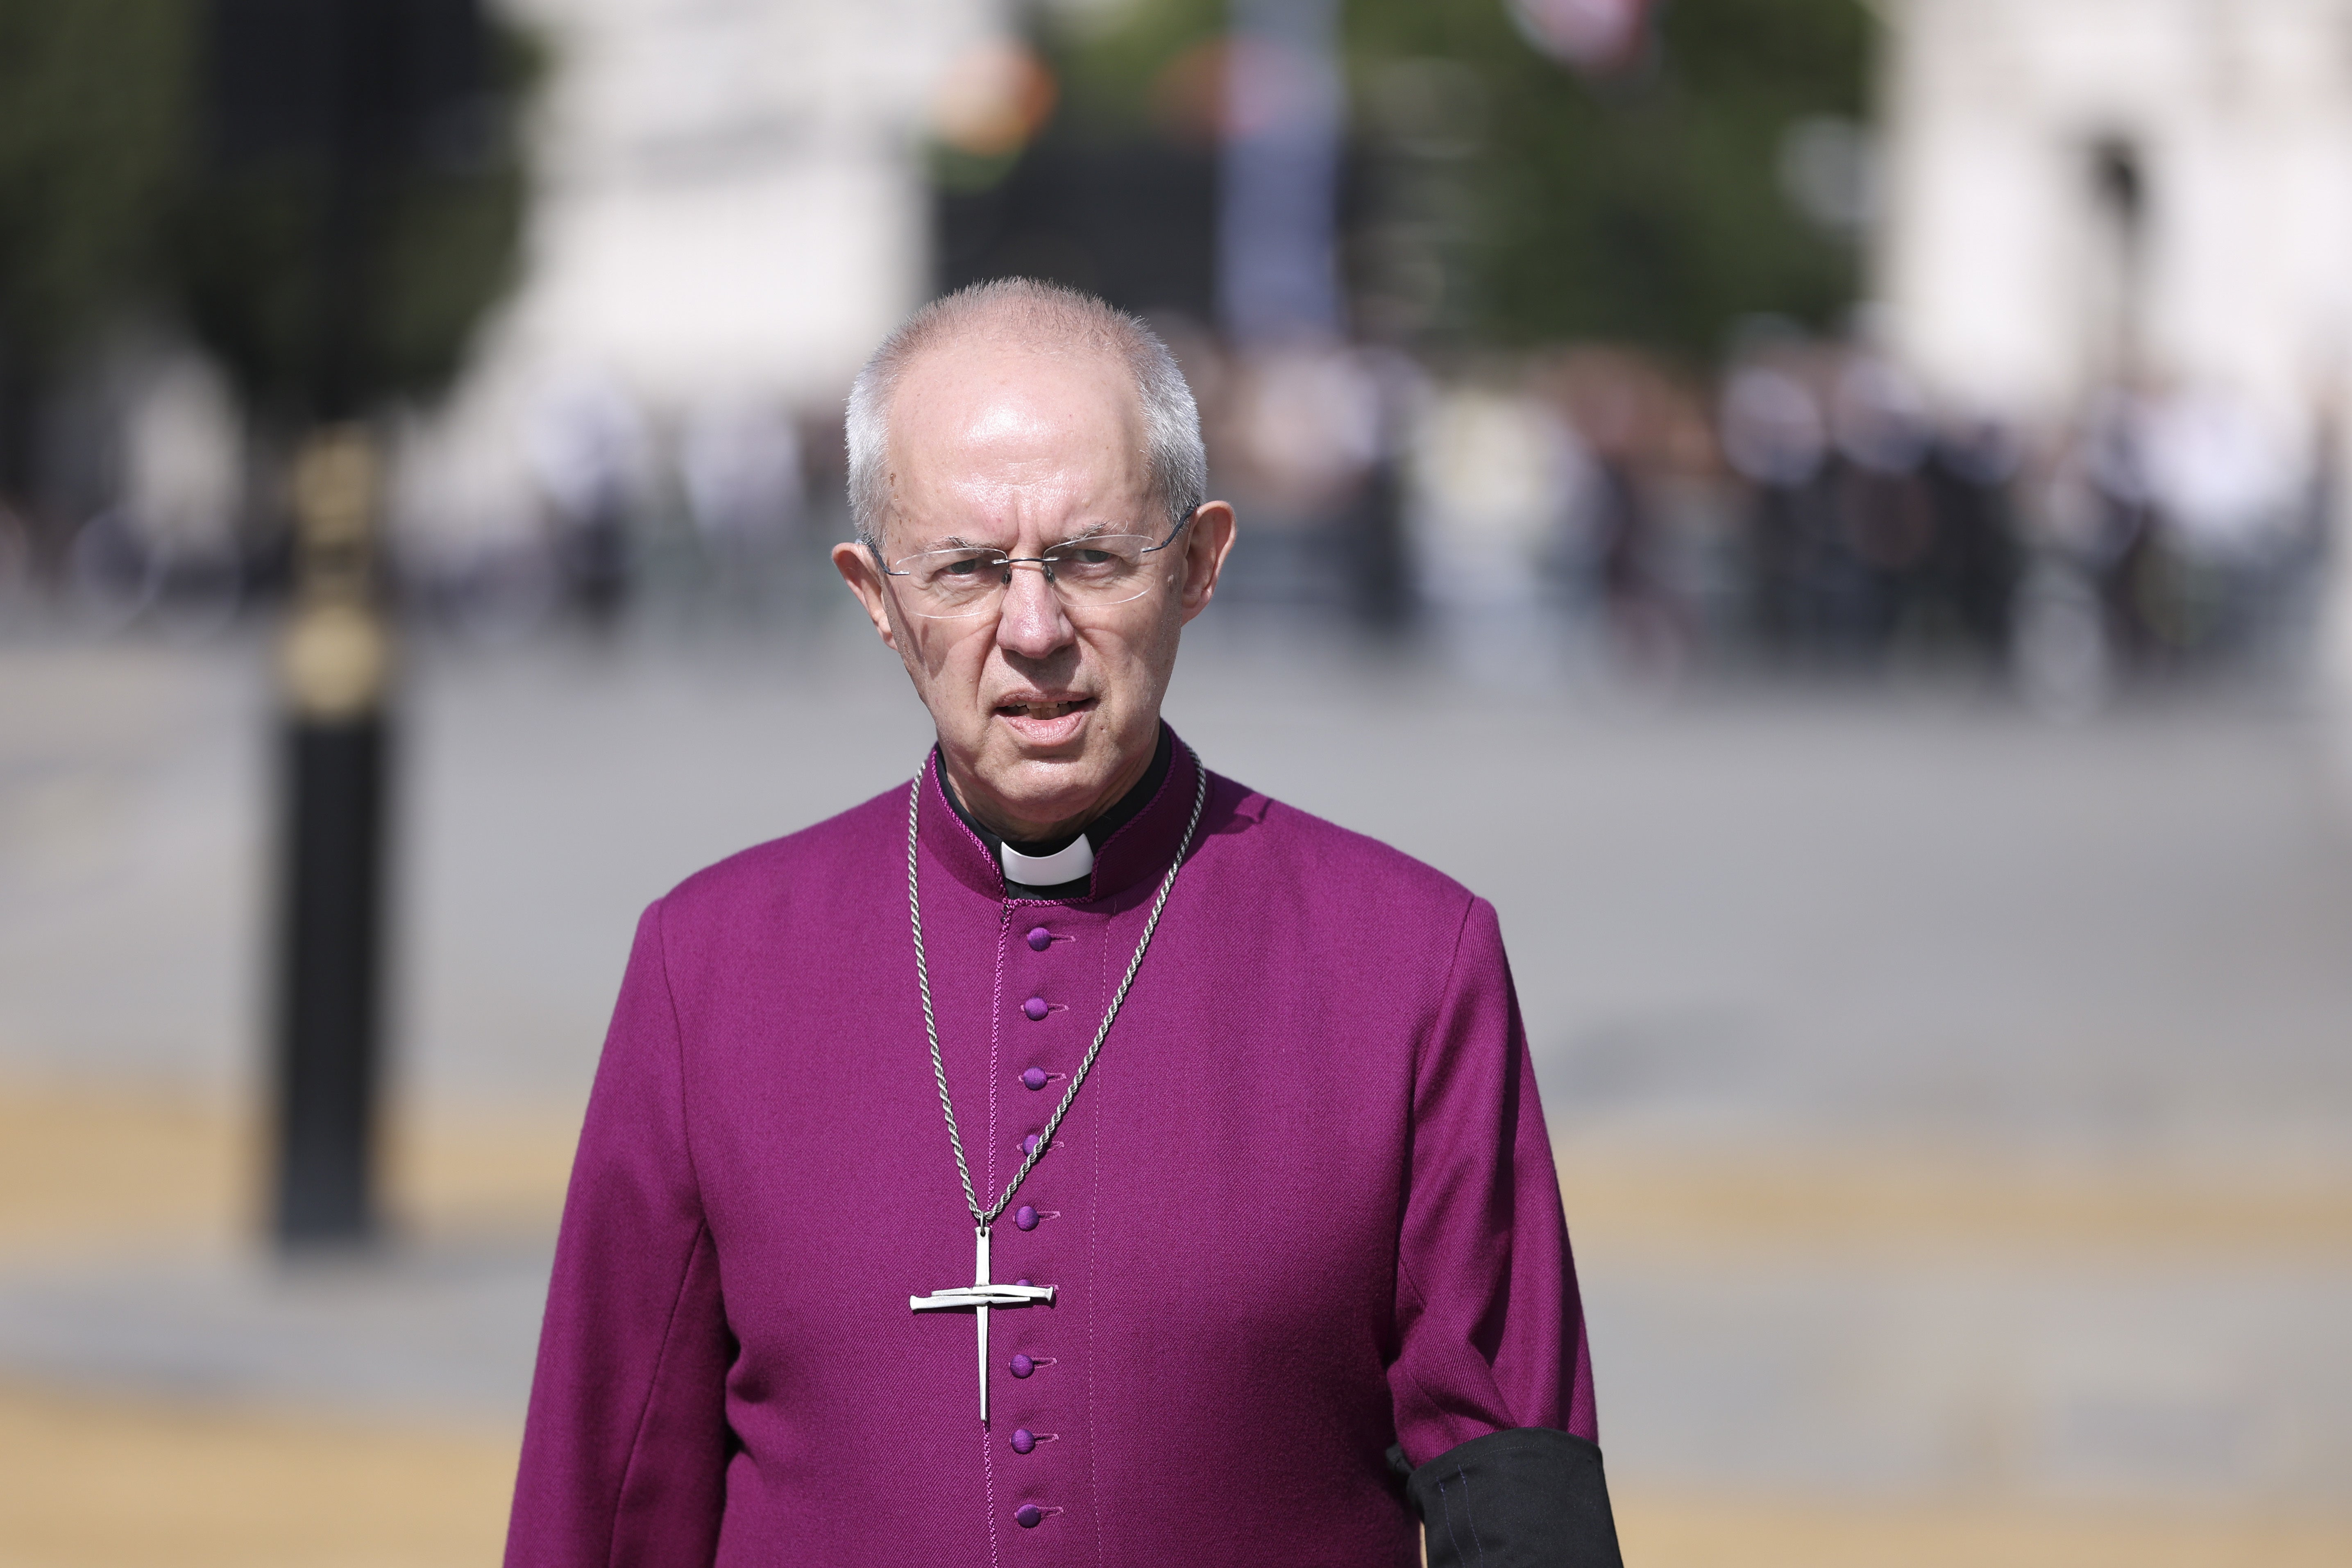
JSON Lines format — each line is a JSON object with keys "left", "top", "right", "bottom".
{"left": 833, "top": 340, "right": 1236, "bottom": 842}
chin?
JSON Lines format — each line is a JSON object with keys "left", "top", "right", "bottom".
{"left": 1000, "top": 753, "right": 1107, "bottom": 802}
{"left": 983, "top": 751, "right": 1110, "bottom": 822}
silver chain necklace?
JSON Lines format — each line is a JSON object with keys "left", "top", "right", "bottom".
{"left": 905, "top": 744, "right": 1208, "bottom": 1229}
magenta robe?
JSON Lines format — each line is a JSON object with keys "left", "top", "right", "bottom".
{"left": 507, "top": 731, "right": 1598, "bottom": 1566}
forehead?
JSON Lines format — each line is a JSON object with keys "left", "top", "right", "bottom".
{"left": 885, "top": 340, "right": 1149, "bottom": 516}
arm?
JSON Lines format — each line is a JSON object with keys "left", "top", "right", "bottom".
{"left": 1386, "top": 897, "right": 1622, "bottom": 1568}
{"left": 507, "top": 900, "right": 733, "bottom": 1568}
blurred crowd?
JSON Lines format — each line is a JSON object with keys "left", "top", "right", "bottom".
{"left": 1189, "top": 324, "right": 2335, "bottom": 703}
{"left": 0, "top": 326, "right": 2334, "bottom": 710}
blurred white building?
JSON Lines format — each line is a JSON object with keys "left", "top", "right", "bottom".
{"left": 394, "top": 0, "right": 998, "bottom": 562}
{"left": 1876, "top": 0, "right": 2352, "bottom": 426}
{"left": 1873, "top": 0, "right": 2352, "bottom": 702}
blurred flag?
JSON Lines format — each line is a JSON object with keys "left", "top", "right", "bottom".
{"left": 1506, "top": 0, "right": 1656, "bottom": 75}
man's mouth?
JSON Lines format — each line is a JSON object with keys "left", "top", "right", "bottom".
{"left": 995, "top": 698, "right": 1093, "bottom": 721}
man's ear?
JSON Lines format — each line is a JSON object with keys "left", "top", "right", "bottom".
{"left": 832, "top": 540, "right": 900, "bottom": 651}
{"left": 1177, "top": 502, "right": 1237, "bottom": 624}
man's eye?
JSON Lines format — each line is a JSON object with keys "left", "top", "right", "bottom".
{"left": 1060, "top": 549, "right": 1114, "bottom": 567}
{"left": 939, "top": 556, "right": 991, "bottom": 578}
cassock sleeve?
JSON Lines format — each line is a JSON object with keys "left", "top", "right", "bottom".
{"left": 1387, "top": 896, "right": 1622, "bottom": 1568}
{"left": 507, "top": 899, "right": 733, "bottom": 1567}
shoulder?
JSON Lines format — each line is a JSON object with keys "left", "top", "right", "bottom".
{"left": 650, "top": 780, "right": 909, "bottom": 941}
{"left": 1202, "top": 770, "right": 1488, "bottom": 945}
{"left": 1187, "top": 772, "right": 1507, "bottom": 1054}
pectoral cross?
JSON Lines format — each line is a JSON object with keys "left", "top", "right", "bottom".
{"left": 910, "top": 1225, "right": 1054, "bottom": 1424}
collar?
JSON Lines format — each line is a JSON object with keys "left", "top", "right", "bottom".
{"left": 999, "top": 835, "right": 1093, "bottom": 889}
{"left": 921, "top": 723, "right": 1195, "bottom": 904}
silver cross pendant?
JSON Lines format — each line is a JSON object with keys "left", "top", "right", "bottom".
{"left": 910, "top": 1225, "right": 1054, "bottom": 1424}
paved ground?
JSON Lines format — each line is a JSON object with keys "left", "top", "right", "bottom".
{"left": 3, "top": 617, "right": 2351, "bottom": 1563}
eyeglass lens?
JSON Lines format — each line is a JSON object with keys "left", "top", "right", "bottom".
{"left": 889, "top": 535, "right": 1173, "bottom": 619}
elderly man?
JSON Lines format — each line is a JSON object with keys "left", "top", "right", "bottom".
{"left": 507, "top": 279, "right": 1620, "bottom": 1566}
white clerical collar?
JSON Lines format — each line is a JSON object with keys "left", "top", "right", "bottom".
{"left": 1000, "top": 835, "right": 1093, "bottom": 887}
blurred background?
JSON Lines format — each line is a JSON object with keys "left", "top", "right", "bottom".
{"left": 3, "top": 0, "right": 2351, "bottom": 1562}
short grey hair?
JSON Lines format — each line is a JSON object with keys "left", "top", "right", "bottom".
{"left": 845, "top": 278, "right": 1207, "bottom": 553}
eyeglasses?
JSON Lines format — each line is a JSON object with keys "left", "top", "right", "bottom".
{"left": 878, "top": 512, "right": 1193, "bottom": 620}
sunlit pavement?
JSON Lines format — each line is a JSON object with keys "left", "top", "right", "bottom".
{"left": 3, "top": 620, "right": 2352, "bottom": 1564}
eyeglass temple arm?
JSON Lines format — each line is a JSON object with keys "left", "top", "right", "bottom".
{"left": 1140, "top": 506, "right": 1200, "bottom": 556}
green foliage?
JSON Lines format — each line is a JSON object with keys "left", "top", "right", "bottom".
{"left": 0, "top": 0, "right": 532, "bottom": 421}
{"left": 171, "top": 20, "right": 538, "bottom": 420}
{"left": 171, "top": 139, "right": 529, "bottom": 421}
{"left": 1048, "top": 0, "right": 1224, "bottom": 137}
{"left": 1050, "top": 0, "right": 1873, "bottom": 359}
{"left": 367, "top": 158, "right": 528, "bottom": 398}
{"left": 1441, "top": 0, "right": 1872, "bottom": 356}
{"left": 0, "top": 0, "right": 193, "bottom": 370}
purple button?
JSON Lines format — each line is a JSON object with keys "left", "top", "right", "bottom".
{"left": 1014, "top": 1205, "right": 1039, "bottom": 1231}
{"left": 1022, "top": 996, "right": 1049, "bottom": 1022}
{"left": 1010, "top": 1353, "right": 1035, "bottom": 1378}
{"left": 1011, "top": 1428, "right": 1036, "bottom": 1454}
{"left": 1014, "top": 1504, "right": 1043, "bottom": 1529}
{"left": 1015, "top": 1278, "right": 1033, "bottom": 1287}
{"left": 1021, "top": 1067, "right": 1048, "bottom": 1091}
{"left": 1023, "top": 1134, "right": 1043, "bottom": 1157}
{"left": 1026, "top": 926, "right": 1052, "bottom": 951}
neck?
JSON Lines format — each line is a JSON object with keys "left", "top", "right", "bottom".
{"left": 944, "top": 737, "right": 1159, "bottom": 851}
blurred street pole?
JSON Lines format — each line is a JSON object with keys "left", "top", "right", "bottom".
{"left": 2323, "top": 402, "right": 2352, "bottom": 774}
{"left": 196, "top": 0, "right": 499, "bottom": 1248}
{"left": 2089, "top": 134, "right": 2149, "bottom": 386}
{"left": 273, "top": 427, "right": 391, "bottom": 1244}
{"left": 1219, "top": 0, "right": 1344, "bottom": 343}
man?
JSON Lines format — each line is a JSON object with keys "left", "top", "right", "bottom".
{"left": 508, "top": 279, "right": 1621, "bottom": 1566}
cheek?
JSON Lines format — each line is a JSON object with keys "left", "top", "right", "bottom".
{"left": 911, "top": 618, "right": 991, "bottom": 677}
{"left": 1077, "top": 626, "right": 1173, "bottom": 701}
{"left": 1132, "top": 603, "right": 1186, "bottom": 667}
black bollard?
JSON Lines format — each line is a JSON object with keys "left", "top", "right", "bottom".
{"left": 274, "top": 716, "right": 388, "bottom": 1241}
{"left": 191, "top": 0, "right": 513, "bottom": 1250}
{"left": 271, "top": 428, "right": 392, "bottom": 1247}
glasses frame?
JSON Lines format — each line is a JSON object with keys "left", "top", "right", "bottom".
{"left": 872, "top": 508, "right": 1198, "bottom": 619}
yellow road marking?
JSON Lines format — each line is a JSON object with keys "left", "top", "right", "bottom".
{"left": 1558, "top": 1142, "right": 2352, "bottom": 1262}
{"left": 1614, "top": 1490, "right": 2352, "bottom": 1568}
{"left": 0, "top": 1382, "right": 515, "bottom": 1568}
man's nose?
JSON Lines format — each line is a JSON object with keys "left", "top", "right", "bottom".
{"left": 995, "top": 560, "right": 1074, "bottom": 657}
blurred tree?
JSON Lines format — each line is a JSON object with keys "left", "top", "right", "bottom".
{"left": 1415, "top": 0, "right": 1871, "bottom": 356}
{"left": 0, "top": 0, "right": 532, "bottom": 535}
{"left": 0, "top": 0, "right": 192, "bottom": 507}
{"left": 1047, "top": 0, "right": 1871, "bottom": 359}
{"left": 177, "top": 0, "right": 535, "bottom": 426}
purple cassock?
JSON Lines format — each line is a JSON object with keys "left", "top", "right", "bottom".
{"left": 507, "top": 728, "right": 1604, "bottom": 1566}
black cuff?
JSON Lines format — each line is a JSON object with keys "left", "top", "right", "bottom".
{"left": 1390, "top": 1427, "right": 1624, "bottom": 1568}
